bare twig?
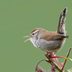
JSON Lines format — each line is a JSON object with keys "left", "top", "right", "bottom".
{"left": 45, "top": 52, "right": 62, "bottom": 72}
{"left": 35, "top": 59, "right": 46, "bottom": 72}
{"left": 35, "top": 48, "right": 72, "bottom": 72}
{"left": 51, "top": 64, "right": 56, "bottom": 72}
{"left": 61, "top": 48, "right": 72, "bottom": 72}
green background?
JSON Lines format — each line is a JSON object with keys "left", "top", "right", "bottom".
{"left": 0, "top": 0, "right": 72, "bottom": 72}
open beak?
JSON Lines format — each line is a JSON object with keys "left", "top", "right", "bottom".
{"left": 24, "top": 35, "right": 30, "bottom": 43}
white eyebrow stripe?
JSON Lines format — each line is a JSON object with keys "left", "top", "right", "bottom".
{"left": 33, "top": 30, "right": 39, "bottom": 33}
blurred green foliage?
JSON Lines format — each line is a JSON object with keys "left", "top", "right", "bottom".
{"left": 0, "top": 0, "right": 72, "bottom": 72}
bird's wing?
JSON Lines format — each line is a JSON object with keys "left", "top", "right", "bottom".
{"left": 40, "top": 32, "right": 68, "bottom": 41}
{"left": 57, "top": 8, "right": 67, "bottom": 35}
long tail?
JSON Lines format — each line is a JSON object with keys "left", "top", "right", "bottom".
{"left": 57, "top": 8, "right": 67, "bottom": 36}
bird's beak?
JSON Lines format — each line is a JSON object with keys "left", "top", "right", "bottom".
{"left": 24, "top": 35, "right": 31, "bottom": 43}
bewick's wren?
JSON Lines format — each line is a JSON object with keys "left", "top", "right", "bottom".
{"left": 25, "top": 8, "right": 68, "bottom": 52}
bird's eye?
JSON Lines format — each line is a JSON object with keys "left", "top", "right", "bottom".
{"left": 32, "top": 33, "right": 35, "bottom": 35}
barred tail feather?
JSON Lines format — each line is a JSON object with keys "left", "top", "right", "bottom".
{"left": 57, "top": 8, "right": 67, "bottom": 36}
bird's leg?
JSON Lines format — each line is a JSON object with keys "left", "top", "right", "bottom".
{"left": 45, "top": 51, "right": 53, "bottom": 59}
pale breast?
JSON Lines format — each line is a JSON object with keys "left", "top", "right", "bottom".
{"left": 36, "top": 39, "right": 64, "bottom": 51}
{"left": 30, "top": 37, "right": 65, "bottom": 52}
{"left": 30, "top": 38, "right": 38, "bottom": 48}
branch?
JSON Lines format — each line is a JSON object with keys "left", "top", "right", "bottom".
{"left": 61, "top": 48, "right": 72, "bottom": 71}
{"left": 35, "top": 48, "right": 72, "bottom": 72}
{"left": 35, "top": 59, "right": 46, "bottom": 72}
{"left": 45, "top": 52, "right": 62, "bottom": 72}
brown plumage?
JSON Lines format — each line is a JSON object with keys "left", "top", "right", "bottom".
{"left": 40, "top": 31, "right": 67, "bottom": 41}
{"left": 25, "top": 8, "right": 68, "bottom": 52}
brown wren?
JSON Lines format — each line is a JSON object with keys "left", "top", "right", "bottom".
{"left": 25, "top": 8, "right": 68, "bottom": 53}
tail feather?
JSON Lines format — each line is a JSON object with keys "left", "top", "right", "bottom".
{"left": 57, "top": 8, "right": 67, "bottom": 35}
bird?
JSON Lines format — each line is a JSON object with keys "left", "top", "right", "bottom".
{"left": 24, "top": 8, "right": 68, "bottom": 53}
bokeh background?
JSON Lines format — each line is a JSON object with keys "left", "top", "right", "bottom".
{"left": 0, "top": 0, "right": 72, "bottom": 72}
